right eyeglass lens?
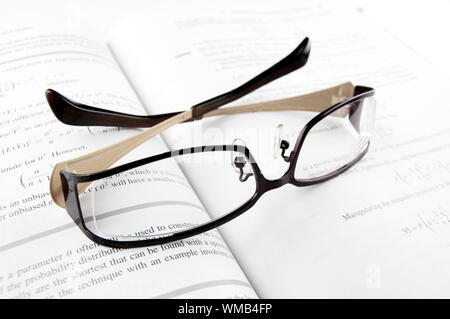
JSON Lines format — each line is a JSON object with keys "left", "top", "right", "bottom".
{"left": 294, "top": 96, "right": 376, "bottom": 180}
{"left": 77, "top": 148, "right": 256, "bottom": 242}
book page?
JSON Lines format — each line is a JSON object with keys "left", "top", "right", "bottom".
{"left": 108, "top": 0, "right": 450, "bottom": 297}
{"left": 0, "top": 16, "right": 256, "bottom": 298}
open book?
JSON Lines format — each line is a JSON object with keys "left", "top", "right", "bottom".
{"left": 2, "top": 0, "right": 450, "bottom": 298}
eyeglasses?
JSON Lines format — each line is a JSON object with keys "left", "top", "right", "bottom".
{"left": 46, "top": 37, "right": 375, "bottom": 248}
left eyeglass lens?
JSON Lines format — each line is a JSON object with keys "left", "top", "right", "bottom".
{"left": 77, "top": 149, "right": 256, "bottom": 242}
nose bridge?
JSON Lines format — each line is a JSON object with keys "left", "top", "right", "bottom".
{"left": 259, "top": 171, "right": 291, "bottom": 192}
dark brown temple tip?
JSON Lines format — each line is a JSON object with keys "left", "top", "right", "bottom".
{"left": 289, "top": 37, "right": 311, "bottom": 69}
{"left": 45, "top": 88, "right": 136, "bottom": 126}
{"left": 45, "top": 89, "right": 181, "bottom": 128}
{"left": 45, "top": 89, "right": 80, "bottom": 125}
{"left": 265, "top": 36, "right": 311, "bottom": 77}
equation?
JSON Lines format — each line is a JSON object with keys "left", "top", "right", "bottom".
{"left": 19, "top": 166, "right": 52, "bottom": 189}
{"left": 0, "top": 80, "right": 15, "bottom": 98}
{"left": 402, "top": 206, "right": 450, "bottom": 235}
{"left": 394, "top": 160, "right": 450, "bottom": 186}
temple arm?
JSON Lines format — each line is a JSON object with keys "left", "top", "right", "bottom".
{"left": 49, "top": 82, "right": 354, "bottom": 208}
{"left": 46, "top": 38, "right": 311, "bottom": 128}
{"left": 203, "top": 82, "right": 354, "bottom": 118}
{"left": 46, "top": 80, "right": 354, "bottom": 129}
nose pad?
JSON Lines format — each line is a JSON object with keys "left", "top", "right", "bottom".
{"left": 273, "top": 123, "right": 291, "bottom": 162}
{"left": 279, "top": 139, "right": 291, "bottom": 162}
{"left": 233, "top": 156, "right": 254, "bottom": 182}
{"left": 273, "top": 124, "right": 284, "bottom": 159}
{"left": 231, "top": 138, "right": 253, "bottom": 182}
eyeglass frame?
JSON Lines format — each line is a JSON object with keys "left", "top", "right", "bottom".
{"left": 46, "top": 37, "right": 375, "bottom": 248}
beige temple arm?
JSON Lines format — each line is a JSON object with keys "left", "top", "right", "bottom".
{"left": 50, "top": 82, "right": 354, "bottom": 207}
{"left": 204, "top": 82, "right": 353, "bottom": 117}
